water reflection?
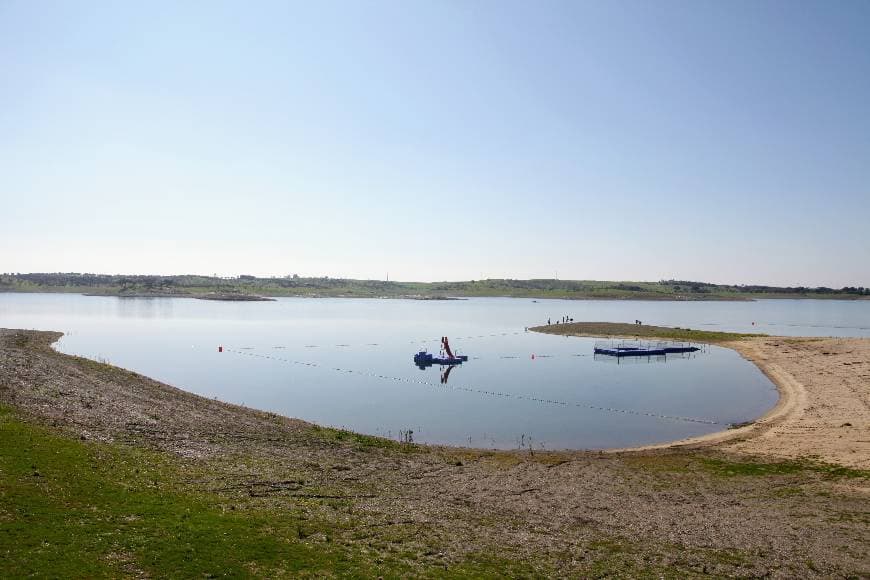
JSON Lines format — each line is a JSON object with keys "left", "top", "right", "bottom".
{"left": 592, "top": 352, "right": 699, "bottom": 364}
{"left": 440, "top": 365, "right": 457, "bottom": 384}
{"left": 412, "top": 358, "right": 462, "bottom": 383}
{"left": 115, "top": 297, "right": 175, "bottom": 319}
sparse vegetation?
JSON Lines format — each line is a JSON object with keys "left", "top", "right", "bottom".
{"left": 699, "top": 457, "right": 869, "bottom": 480}
{"left": 531, "top": 321, "right": 764, "bottom": 343}
{"left": 311, "top": 425, "right": 423, "bottom": 453}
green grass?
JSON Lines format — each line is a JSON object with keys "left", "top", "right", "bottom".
{"left": 623, "top": 453, "right": 870, "bottom": 481}
{"left": 0, "top": 405, "right": 396, "bottom": 577}
{"left": 310, "top": 425, "right": 423, "bottom": 453}
{"left": 699, "top": 457, "right": 870, "bottom": 479}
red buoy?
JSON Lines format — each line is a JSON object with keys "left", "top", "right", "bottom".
{"left": 218, "top": 345, "right": 223, "bottom": 352}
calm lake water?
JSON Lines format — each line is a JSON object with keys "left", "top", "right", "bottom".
{"left": 3, "top": 293, "right": 868, "bottom": 449}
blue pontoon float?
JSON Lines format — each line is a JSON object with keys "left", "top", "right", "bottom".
{"left": 593, "top": 340, "right": 700, "bottom": 358}
{"left": 413, "top": 336, "right": 469, "bottom": 368}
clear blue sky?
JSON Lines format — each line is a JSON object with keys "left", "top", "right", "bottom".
{"left": 2, "top": 1, "right": 868, "bottom": 286}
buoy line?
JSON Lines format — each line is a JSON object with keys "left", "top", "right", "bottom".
{"left": 221, "top": 347, "right": 722, "bottom": 426}
{"left": 241, "top": 330, "right": 533, "bottom": 352}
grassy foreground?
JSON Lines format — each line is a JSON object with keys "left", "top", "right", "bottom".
{"left": 0, "top": 404, "right": 549, "bottom": 578}
{"left": 4, "top": 402, "right": 868, "bottom": 578}
{"left": 0, "top": 405, "right": 378, "bottom": 577}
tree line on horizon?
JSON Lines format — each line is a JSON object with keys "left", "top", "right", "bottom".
{"left": 660, "top": 279, "right": 870, "bottom": 296}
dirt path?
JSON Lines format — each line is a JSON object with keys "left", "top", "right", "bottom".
{"left": 2, "top": 328, "right": 868, "bottom": 577}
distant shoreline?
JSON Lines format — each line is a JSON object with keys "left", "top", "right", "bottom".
{"left": 4, "top": 288, "right": 870, "bottom": 302}
{"left": 4, "top": 273, "right": 868, "bottom": 302}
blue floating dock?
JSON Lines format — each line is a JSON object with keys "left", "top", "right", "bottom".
{"left": 414, "top": 351, "right": 469, "bottom": 367}
{"left": 414, "top": 336, "right": 469, "bottom": 368}
{"left": 593, "top": 341, "right": 700, "bottom": 358}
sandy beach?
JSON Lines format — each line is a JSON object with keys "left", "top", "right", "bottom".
{"left": 720, "top": 337, "right": 870, "bottom": 468}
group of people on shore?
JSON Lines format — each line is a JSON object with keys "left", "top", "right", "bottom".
{"left": 543, "top": 317, "right": 644, "bottom": 326}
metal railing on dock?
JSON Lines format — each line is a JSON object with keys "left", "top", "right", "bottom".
{"left": 592, "top": 339, "right": 703, "bottom": 361}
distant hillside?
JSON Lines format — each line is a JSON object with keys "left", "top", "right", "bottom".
{"left": 1, "top": 273, "right": 868, "bottom": 301}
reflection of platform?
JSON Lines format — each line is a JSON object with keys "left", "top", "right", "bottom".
{"left": 412, "top": 355, "right": 460, "bottom": 384}
{"left": 593, "top": 353, "right": 671, "bottom": 364}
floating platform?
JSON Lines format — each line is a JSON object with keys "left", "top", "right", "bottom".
{"left": 413, "top": 351, "right": 469, "bottom": 367}
{"left": 593, "top": 341, "right": 700, "bottom": 358}
{"left": 414, "top": 336, "right": 468, "bottom": 368}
